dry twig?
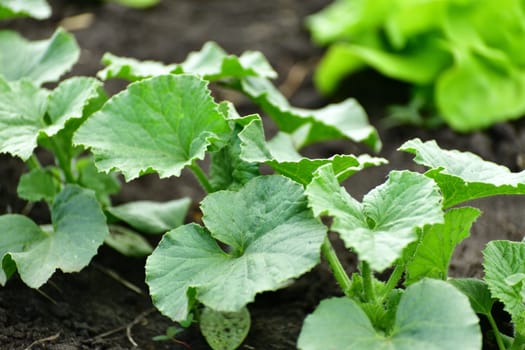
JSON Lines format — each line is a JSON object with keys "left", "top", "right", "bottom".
{"left": 24, "top": 332, "right": 60, "bottom": 350}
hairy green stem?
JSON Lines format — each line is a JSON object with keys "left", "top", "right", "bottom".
{"left": 486, "top": 313, "right": 506, "bottom": 350}
{"left": 361, "top": 261, "right": 376, "bottom": 303}
{"left": 189, "top": 161, "right": 214, "bottom": 194}
{"left": 321, "top": 236, "right": 352, "bottom": 296}
{"left": 378, "top": 263, "right": 404, "bottom": 303}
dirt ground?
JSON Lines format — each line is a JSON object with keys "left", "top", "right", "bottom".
{"left": 1, "top": 0, "right": 525, "bottom": 349}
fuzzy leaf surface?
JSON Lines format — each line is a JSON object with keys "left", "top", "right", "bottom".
{"left": 200, "top": 307, "right": 250, "bottom": 350}
{"left": 484, "top": 240, "right": 525, "bottom": 334}
{"left": 0, "top": 29, "right": 79, "bottom": 85}
{"left": 406, "top": 207, "right": 480, "bottom": 284}
{"left": 306, "top": 164, "right": 443, "bottom": 271}
{"left": 0, "top": 185, "right": 108, "bottom": 287}
{"left": 74, "top": 74, "right": 230, "bottom": 181}
{"left": 146, "top": 176, "right": 326, "bottom": 321}
{"left": 298, "top": 279, "right": 481, "bottom": 350}
{"left": 400, "top": 138, "right": 525, "bottom": 208}
{"left": 107, "top": 198, "right": 191, "bottom": 234}
{"left": 0, "top": 0, "right": 51, "bottom": 19}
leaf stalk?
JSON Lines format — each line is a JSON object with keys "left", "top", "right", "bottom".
{"left": 321, "top": 236, "right": 352, "bottom": 296}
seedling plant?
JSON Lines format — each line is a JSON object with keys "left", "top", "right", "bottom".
{"left": 2, "top": 6, "right": 525, "bottom": 350}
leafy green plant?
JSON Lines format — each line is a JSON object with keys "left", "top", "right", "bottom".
{"left": 297, "top": 138, "right": 525, "bottom": 350}
{"left": 306, "top": 0, "right": 525, "bottom": 131}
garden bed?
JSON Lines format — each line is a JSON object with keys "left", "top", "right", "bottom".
{"left": 1, "top": 0, "right": 525, "bottom": 349}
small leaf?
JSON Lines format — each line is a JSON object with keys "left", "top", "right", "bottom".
{"left": 107, "top": 198, "right": 191, "bottom": 234}
{"left": 449, "top": 278, "right": 494, "bottom": 316}
{"left": 200, "top": 306, "right": 250, "bottom": 350}
{"left": 104, "top": 226, "right": 153, "bottom": 257}
{"left": 400, "top": 138, "right": 525, "bottom": 208}
{"left": 0, "top": 29, "right": 79, "bottom": 85}
{"left": 484, "top": 240, "right": 525, "bottom": 334}
{"left": 298, "top": 279, "right": 481, "bottom": 350}
{"left": 405, "top": 207, "right": 480, "bottom": 284}
{"left": 0, "top": 185, "right": 108, "bottom": 287}
{"left": 76, "top": 157, "right": 121, "bottom": 207}
{"left": 306, "top": 164, "right": 443, "bottom": 272}
{"left": 74, "top": 74, "right": 231, "bottom": 181}
{"left": 146, "top": 175, "right": 326, "bottom": 321}
{"left": 0, "top": 0, "right": 51, "bottom": 19}
{"left": 17, "top": 167, "right": 60, "bottom": 203}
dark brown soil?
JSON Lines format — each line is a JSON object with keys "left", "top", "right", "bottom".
{"left": 1, "top": 0, "right": 525, "bottom": 349}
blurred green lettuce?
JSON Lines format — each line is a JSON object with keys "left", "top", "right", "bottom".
{"left": 307, "top": 0, "right": 525, "bottom": 131}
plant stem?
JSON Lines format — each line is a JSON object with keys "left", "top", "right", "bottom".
{"left": 486, "top": 313, "right": 506, "bottom": 350}
{"left": 361, "top": 261, "right": 376, "bottom": 303}
{"left": 49, "top": 139, "right": 75, "bottom": 183}
{"left": 378, "top": 263, "right": 404, "bottom": 303}
{"left": 189, "top": 161, "right": 214, "bottom": 193}
{"left": 26, "top": 154, "right": 42, "bottom": 170}
{"left": 321, "top": 236, "right": 352, "bottom": 296}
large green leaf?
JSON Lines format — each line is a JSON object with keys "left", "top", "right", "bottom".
{"left": 298, "top": 279, "right": 481, "bottom": 350}
{"left": 0, "top": 77, "right": 102, "bottom": 160}
{"left": 0, "top": 185, "right": 108, "bottom": 288}
{"left": 306, "top": 164, "right": 443, "bottom": 272}
{"left": 449, "top": 278, "right": 494, "bottom": 316}
{"left": 240, "top": 77, "right": 381, "bottom": 151}
{"left": 0, "top": 0, "right": 51, "bottom": 19}
{"left": 146, "top": 176, "right": 326, "bottom": 321}
{"left": 107, "top": 198, "right": 191, "bottom": 234}
{"left": 74, "top": 74, "right": 231, "bottom": 181}
{"left": 97, "top": 53, "right": 178, "bottom": 82}
{"left": 0, "top": 29, "right": 79, "bottom": 85}
{"left": 484, "top": 240, "right": 525, "bottom": 334}
{"left": 405, "top": 207, "right": 480, "bottom": 284}
{"left": 400, "top": 138, "right": 525, "bottom": 208}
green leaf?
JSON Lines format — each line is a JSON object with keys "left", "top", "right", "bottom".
{"left": 104, "top": 226, "right": 153, "bottom": 257}
{"left": 200, "top": 307, "right": 250, "bottom": 350}
{"left": 209, "top": 125, "right": 260, "bottom": 191}
{"left": 0, "top": 0, "right": 51, "bottom": 19}
{"left": 0, "top": 28, "right": 79, "bottom": 85}
{"left": 306, "top": 164, "right": 443, "bottom": 272}
{"left": 298, "top": 279, "right": 481, "bottom": 350}
{"left": 405, "top": 207, "right": 480, "bottom": 284}
{"left": 17, "top": 167, "right": 60, "bottom": 202}
{"left": 449, "top": 278, "right": 494, "bottom": 316}
{"left": 146, "top": 175, "right": 326, "bottom": 321}
{"left": 237, "top": 114, "right": 386, "bottom": 185}
{"left": 97, "top": 53, "right": 178, "bottom": 81}
{"left": 0, "top": 78, "right": 48, "bottom": 160}
{"left": 76, "top": 157, "right": 120, "bottom": 207}
{"left": 0, "top": 76, "right": 103, "bottom": 160}
{"left": 0, "top": 185, "right": 108, "bottom": 288}
{"left": 180, "top": 42, "right": 277, "bottom": 80}
{"left": 484, "top": 240, "right": 525, "bottom": 334}
{"left": 107, "top": 198, "right": 191, "bottom": 234}
{"left": 97, "top": 42, "right": 276, "bottom": 82}
{"left": 74, "top": 74, "right": 231, "bottom": 181}
{"left": 400, "top": 138, "right": 525, "bottom": 208}
{"left": 240, "top": 77, "right": 381, "bottom": 151}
